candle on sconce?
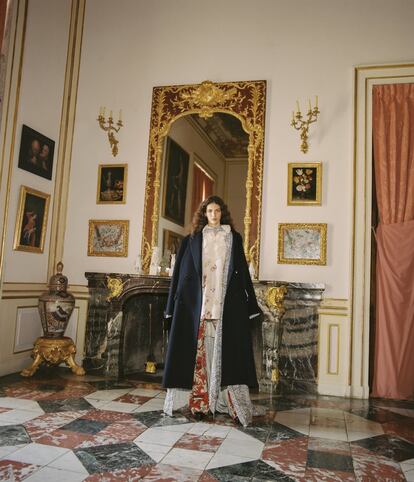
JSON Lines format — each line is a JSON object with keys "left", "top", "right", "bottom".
{"left": 308, "top": 99, "right": 312, "bottom": 111}
{"left": 292, "top": 111, "right": 295, "bottom": 122}
{"left": 102, "top": 107, "right": 106, "bottom": 117}
{"left": 119, "top": 109, "right": 122, "bottom": 122}
{"left": 296, "top": 100, "right": 300, "bottom": 113}
{"left": 316, "top": 95, "right": 318, "bottom": 108}
{"left": 109, "top": 110, "right": 113, "bottom": 119}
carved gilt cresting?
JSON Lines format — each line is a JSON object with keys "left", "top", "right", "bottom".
{"left": 141, "top": 80, "right": 266, "bottom": 272}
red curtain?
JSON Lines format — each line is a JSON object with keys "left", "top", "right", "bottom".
{"left": 371, "top": 83, "right": 414, "bottom": 400}
{"left": 191, "top": 164, "right": 214, "bottom": 216}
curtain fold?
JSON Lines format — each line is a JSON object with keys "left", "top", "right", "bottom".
{"left": 191, "top": 164, "right": 214, "bottom": 216}
{"left": 371, "top": 83, "right": 414, "bottom": 400}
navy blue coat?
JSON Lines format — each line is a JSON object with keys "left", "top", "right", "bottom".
{"left": 162, "top": 229, "right": 261, "bottom": 389}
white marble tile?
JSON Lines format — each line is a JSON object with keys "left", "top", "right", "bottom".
{"left": 226, "top": 427, "right": 258, "bottom": 442}
{"left": 99, "top": 401, "right": 139, "bottom": 413}
{"left": 275, "top": 411, "right": 310, "bottom": 425}
{"left": 7, "top": 442, "right": 69, "bottom": 466}
{"left": 83, "top": 399, "right": 111, "bottom": 409}
{"left": 135, "top": 441, "right": 172, "bottom": 455}
{"left": 84, "top": 389, "right": 130, "bottom": 401}
{"left": 345, "top": 412, "right": 383, "bottom": 441}
{"left": 310, "top": 408, "right": 345, "bottom": 419}
{"left": 129, "top": 388, "right": 163, "bottom": 397}
{"left": 153, "top": 422, "right": 194, "bottom": 433}
{"left": 47, "top": 451, "right": 89, "bottom": 474}
{"left": 187, "top": 422, "right": 211, "bottom": 435}
{"left": 155, "top": 392, "right": 167, "bottom": 399}
{"left": 133, "top": 398, "right": 165, "bottom": 413}
{"left": 402, "top": 458, "right": 414, "bottom": 467}
{"left": 309, "top": 425, "right": 348, "bottom": 441}
{"left": 203, "top": 424, "right": 232, "bottom": 438}
{"left": 404, "top": 468, "right": 414, "bottom": 482}
{"left": 206, "top": 452, "right": 257, "bottom": 469}
{"left": 217, "top": 436, "right": 264, "bottom": 459}
{"left": 24, "top": 466, "right": 86, "bottom": 481}
{"left": 0, "top": 398, "right": 41, "bottom": 411}
{"left": 161, "top": 447, "right": 214, "bottom": 470}
{"left": 0, "top": 409, "right": 44, "bottom": 424}
{"left": 134, "top": 427, "right": 183, "bottom": 446}
{"left": 0, "top": 445, "right": 25, "bottom": 459}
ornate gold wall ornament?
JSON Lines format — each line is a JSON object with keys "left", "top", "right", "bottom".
{"left": 141, "top": 80, "right": 266, "bottom": 272}
{"left": 21, "top": 336, "right": 85, "bottom": 377}
{"left": 266, "top": 286, "right": 288, "bottom": 313}
{"left": 291, "top": 97, "right": 320, "bottom": 154}
{"left": 97, "top": 107, "right": 123, "bottom": 157}
{"left": 106, "top": 276, "right": 126, "bottom": 301}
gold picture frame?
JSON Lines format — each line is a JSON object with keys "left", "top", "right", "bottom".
{"left": 13, "top": 186, "right": 50, "bottom": 253}
{"left": 288, "top": 162, "right": 322, "bottom": 205}
{"left": 96, "top": 163, "right": 127, "bottom": 204}
{"left": 278, "top": 223, "right": 327, "bottom": 265}
{"left": 163, "top": 228, "right": 184, "bottom": 256}
{"left": 88, "top": 220, "right": 129, "bottom": 257}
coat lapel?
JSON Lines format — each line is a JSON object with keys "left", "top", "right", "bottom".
{"left": 190, "top": 231, "right": 202, "bottom": 280}
{"left": 228, "top": 231, "right": 236, "bottom": 279}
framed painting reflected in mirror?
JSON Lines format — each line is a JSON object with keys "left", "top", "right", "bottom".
{"left": 163, "top": 229, "right": 184, "bottom": 256}
{"left": 13, "top": 186, "right": 50, "bottom": 253}
{"left": 288, "top": 162, "right": 322, "bottom": 205}
{"left": 162, "top": 137, "right": 189, "bottom": 226}
{"left": 278, "top": 222, "right": 327, "bottom": 265}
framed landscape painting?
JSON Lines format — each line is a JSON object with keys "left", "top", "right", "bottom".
{"left": 13, "top": 186, "right": 50, "bottom": 253}
{"left": 288, "top": 162, "right": 322, "bottom": 205}
{"left": 17, "top": 125, "right": 55, "bottom": 180}
{"left": 88, "top": 220, "right": 129, "bottom": 257}
{"left": 278, "top": 223, "right": 327, "bottom": 265}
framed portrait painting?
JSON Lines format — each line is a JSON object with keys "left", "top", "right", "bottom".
{"left": 17, "top": 125, "right": 55, "bottom": 180}
{"left": 162, "top": 137, "right": 189, "bottom": 226}
{"left": 97, "top": 164, "right": 127, "bottom": 204}
{"left": 278, "top": 223, "right": 327, "bottom": 265}
{"left": 288, "top": 162, "right": 322, "bottom": 205}
{"left": 88, "top": 220, "right": 129, "bottom": 257}
{"left": 13, "top": 186, "right": 50, "bottom": 253}
{"left": 163, "top": 229, "right": 184, "bottom": 256}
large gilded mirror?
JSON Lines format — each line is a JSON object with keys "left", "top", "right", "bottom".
{"left": 141, "top": 80, "right": 266, "bottom": 274}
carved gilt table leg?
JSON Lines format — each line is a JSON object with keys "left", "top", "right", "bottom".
{"left": 21, "top": 337, "right": 85, "bottom": 377}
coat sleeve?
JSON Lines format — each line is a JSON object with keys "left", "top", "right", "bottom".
{"left": 164, "top": 235, "right": 189, "bottom": 319}
{"left": 236, "top": 232, "right": 262, "bottom": 319}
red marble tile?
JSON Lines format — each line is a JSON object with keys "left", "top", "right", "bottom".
{"left": 24, "top": 410, "right": 86, "bottom": 439}
{"left": 76, "top": 419, "right": 147, "bottom": 448}
{"left": 0, "top": 407, "right": 11, "bottom": 413}
{"left": 141, "top": 463, "right": 203, "bottom": 481}
{"left": 198, "top": 472, "right": 218, "bottom": 481}
{"left": 304, "top": 467, "right": 356, "bottom": 481}
{"left": 40, "top": 387, "right": 96, "bottom": 400}
{"left": 352, "top": 453, "right": 406, "bottom": 481}
{"left": 175, "top": 433, "right": 223, "bottom": 452}
{"left": 81, "top": 409, "right": 134, "bottom": 423}
{"left": 382, "top": 420, "right": 414, "bottom": 443}
{"left": 4, "top": 386, "right": 52, "bottom": 400}
{"left": 114, "top": 394, "right": 153, "bottom": 404}
{"left": 0, "top": 460, "right": 41, "bottom": 481}
{"left": 262, "top": 435, "right": 308, "bottom": 479}
{"left": 34, "top": 428, "right": 95, "bottom": 449}
{"left": 84, "top": 465, "right": 153, "bottom": 481}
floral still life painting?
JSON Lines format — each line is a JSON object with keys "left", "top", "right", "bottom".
{"left": 88, "top": 220, "right": 129, "bottom": 257}
{"left": 278, "top": 223, "right": 327, "bottom": 265}
{"left": 288, "top": 162, "right": 322, "bottom": 205}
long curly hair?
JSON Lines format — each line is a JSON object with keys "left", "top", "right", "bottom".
{"left": 191, "top": 195, "right": 235, "bottom": 235}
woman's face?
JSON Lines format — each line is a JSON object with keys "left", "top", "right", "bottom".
{"left": 205, "top": 203, "right": 222, "bottom": 227}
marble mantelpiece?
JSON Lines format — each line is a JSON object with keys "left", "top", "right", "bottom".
{"left": 84, "top": 273, "right": 324, "bottom": 394}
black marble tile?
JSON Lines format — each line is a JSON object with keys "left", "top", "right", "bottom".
{"left": 132, "top": 410, "right": 189, "bottom": 428}
{"left": 370, "top": 398, "right": 414, "bottom": 410}
{"left": 0, "top": 425, "right": 31, "bottom": 446}
{"left": 348, "top": 407, "right": 410, "bottom": 424}
{"left": 239, "top": 424, "right": 271, "bottom": 443}
{"left": 61, "top": 418, "right": 110, "bottom": 434}
{"left": 307, "top": 449, "right": 354, "bottom": 472}
{"left": 38, "top": 397, "right": 93, "bottom": 413}
{"left": 352, "top": 434, "right": 414, "bottom": 462}
{"left": 267, "top": 422, "right": 304, "bottom": 442}
{"left": 88, "top": 380, "right": 135, "bottom": 390}
{"left": 74, "top": 442, "right": 155, "bottom": 474}
{"left": 208, "top": 460, "right": 294, "bottom": 482}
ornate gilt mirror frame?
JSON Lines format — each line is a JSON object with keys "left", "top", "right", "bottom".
{"left": 141, "top": 79, "right": 266, "bottom": 273}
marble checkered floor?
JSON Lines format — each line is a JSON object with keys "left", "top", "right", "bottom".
{"left": 0, "top": 370, "right": 414, "bottom": 481}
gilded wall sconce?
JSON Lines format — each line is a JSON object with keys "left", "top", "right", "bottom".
{"left": 291, "top": 97, "right": 320, "bottom": 154}
{"left": 97, "top": 107, "right": 123, "bottom": 157}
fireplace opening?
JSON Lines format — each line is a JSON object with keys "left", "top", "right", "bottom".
{"left": 120, "top": 293, "right": 168, "bottom": 381}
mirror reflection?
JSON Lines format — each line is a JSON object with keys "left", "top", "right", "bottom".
{"left": 158, "top": 113, "right": 249, "bottom": 257}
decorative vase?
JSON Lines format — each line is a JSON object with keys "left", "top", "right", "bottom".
{"left": 38, "top": 262, "right": 75, "bottom": 338}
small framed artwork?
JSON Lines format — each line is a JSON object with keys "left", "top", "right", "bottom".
{"left": 13, "top": 186, "right": 50, "bottom": 253}
{"left": 163, "top": 229, "right": 184, "bottom": 256}
{"left": 278, "top": 223, "right": 327, "bottom": 265}
{"left": 97, "top": 164, "right": 127, "bottom": 204}
{"left": 88, "top": 220, "right": 129, "bottom": 257}
{"left": 288, "top": 162, "right": 322, "bottom": 205}
{"left": 17, "top": 125, "right": 55, "bottom": 180}
{"left": 162, "top": 137, "right": 189, "bottom": 226}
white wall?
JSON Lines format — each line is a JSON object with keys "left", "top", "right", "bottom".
{"left": 62, "top": 0, "right": 414, "bottom": 299}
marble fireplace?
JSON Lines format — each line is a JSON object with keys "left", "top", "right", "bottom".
{"left": 84, "top": 273, "right": 324, "bottom": 394}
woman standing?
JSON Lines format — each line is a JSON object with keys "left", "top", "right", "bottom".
{"left": 163, "top": 196, "right": 262, "bottom": 426}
